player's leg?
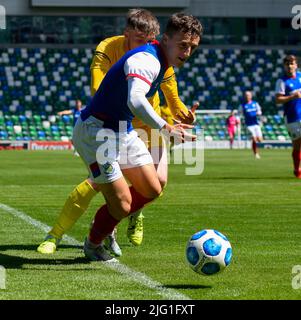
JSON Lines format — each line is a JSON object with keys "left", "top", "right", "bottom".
{"left": 123, "top": 125, "right": 150, "bottom": 247}
{"left": 254, "top": 125, "right": 263, "bottom": 159}
{"left": 248, "top": 125, "right": 260, "bottom": 158}
{"left": 151, "top": 141, "right": 168, "bottom": 189}
{"left": 38, "top": 115, "right": 119, "bottom": 256}
{"left": 37, "top": 178, "right": 98, "bottom": 254}
{"left": 123, "top": 164, "right": 162, "bottom": 248}
{"left": 123, "top": 129, "right": 163, "bottom": 246}
{"left": 37, "top": 117, "right": 105, "bottom": 254}
{"left": 103, "top": 227, "right": 122, "bottom": 257}
{"left": 232, "top": 127, "right": 237, "bottom": 149}
{"left": 253, "top": 138, "right": 260, "bottom": 158}
{"left": 251, "top": 138, "right": 258, "bottom": 156}
{"left": 125, "top": 142, "right": 168, "bottom": 246}
{"left": 251, "top": 137, "right": 258, "bottom": 156}
{"left": 86, "top": 164, "right": 162, "bottom": 261}
{"left": 292, "top": 138, "right": 301, "bottom": 178}
{"left": 286, "top": 122, "right": 301, "bottom": 177}
{"left": 125, "top": 127, "right": 167, "bottom": 246}
{"left": 231, "top": 132, "right": 235, "bottom": 149}
{"left": 227, "top": 128, "right": 231, "bottom": 149}
{"left": 84, "top": 176, "right": 132, "bottom": 261}
{"left": 228, "top": 130, "right": 234, "bottom": 149}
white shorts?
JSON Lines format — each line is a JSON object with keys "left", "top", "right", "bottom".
{"left": 247, "top": 125, "right": 262, "bottom": 139}
{"left": 72, "top": 116, "right": 153, "bottom": 184}
{"left": 285, "top": 120, "right": 301, "bottom": 141}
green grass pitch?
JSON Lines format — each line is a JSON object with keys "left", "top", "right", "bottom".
{"left": 1, "top": 149, "right": 301, "bottom": 300}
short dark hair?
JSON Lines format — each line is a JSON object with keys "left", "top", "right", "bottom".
{"left": 283, "top": 55, "right": 297, "bottom": 64}
{"left": 164, "top": 13, "right": 203, "bottom": 41}
{"left": 126, "top": 8, "right": 160, "bottom": 36}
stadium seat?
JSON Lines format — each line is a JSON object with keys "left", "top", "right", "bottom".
{"left": 1, "top": 47, "right": 300, "bottom": 142}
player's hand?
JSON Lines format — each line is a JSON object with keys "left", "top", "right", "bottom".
{"left": 162, "top": 123, "right": 196, "bottom": 143}
{"left": 173, "top": 102, "right": 199, "bottom": 125}
{"left": 293, "top": 91, "right": 301, "bottom": 99}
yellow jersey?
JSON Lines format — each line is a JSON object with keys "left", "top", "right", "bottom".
{"left": 160, "top": 104, "right": 174, "bottom": 125}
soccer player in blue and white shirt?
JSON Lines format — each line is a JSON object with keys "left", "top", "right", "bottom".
{"left": 240, "top": 91, "right": 263, "bottom": 159}
{"left": 57, "top": 99, "right": 83, "bottom": 126}
{"left": 73, "top": 13, "right": 203, "bottom": 261}
{"left": 275, "top": 55, "right": 301, "bottom": 178}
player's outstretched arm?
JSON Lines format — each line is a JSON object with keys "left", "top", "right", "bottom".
{"left": 57, "top": 110, "right": 72, "bottom": 116}
{"left": 160, "top": 68, "right": 199, "bottom": 124}
{"left": 162, "top": 123, "right": 197, "bottom": 143}
{"left": 127, "top": 77, "right": 196, "bottom": 143}
{"left": 173, "top": 102, "right": 199, "bottom": 125}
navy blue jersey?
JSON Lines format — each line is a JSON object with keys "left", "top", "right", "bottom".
{"left": 81, "top": 42, "right": 167, "bottom": 132}
{"left": 72, "top": 108, "right": 82, "bottom": 126}
{"left": 241, "top": 101, "right": 261, "bottom": 126}
{"left": 276, "top": 71, "right": 301, "bottom": 123}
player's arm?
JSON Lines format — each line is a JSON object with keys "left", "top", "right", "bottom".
{"left": 127, "top": 78, "right": 195, "bottom": 141}
{"left": 125, "top": 53, "right": 166, "bottom": 129}
{"left": 90, "top": 39, "right": 113, "bottom": 96}
{"left": 275, "top": 79, "right": 301, "bottom": 104}
{"left": 236, "top": 116, "right": 241, "bottom": 126}
{"left": 128, "top": 77, "right": 166, "bottom": 129}
{"left": 256, "top": 102, "right": 262, "bottom": 116}
{"left": 125, "top": 54, "right": 195, "bottom": 141}
{"left": 160, "top": 67, "right": 198, "bottom": 124}
{"left": 57, "top": 110, "right": 72, "bottom": 116}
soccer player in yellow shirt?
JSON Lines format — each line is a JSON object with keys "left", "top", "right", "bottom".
{"left": 37, "top": 8, "right": 198, "bottom": 256}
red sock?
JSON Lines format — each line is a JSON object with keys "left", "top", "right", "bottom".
{"left": 252, "top": 140, "right": 257, "bottom": 154}
{"left": 89, "top": 205, "right": 119, "bottom": 245}
{"left": 292, "top": 149, "right": 301, "bottom": 172}
{"left": 89, "top": 187, "right": 155, "bottom": 245}
{"left": 129, "top": 186, "right": 154, "bottom": 214}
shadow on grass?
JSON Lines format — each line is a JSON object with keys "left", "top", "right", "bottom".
{"left": 0, "top": 253, "right": 91, "bottom": 270}
{"left": 164, "top": 284, "right": 212, "bottom": 290}
{"left": 0, "top": 244, "right": 82, "bottom": 251}
{"left": 0, "top": 244, "right": 90, "bottom": 270}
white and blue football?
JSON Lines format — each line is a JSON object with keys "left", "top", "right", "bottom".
{"left": 186, "top": 229, "right": 232, "bottom": 276}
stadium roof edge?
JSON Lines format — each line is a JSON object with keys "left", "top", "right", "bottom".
{"left": 30, "top": 0, "right": 190, "bottom": 8}
{"left": 0, "top": 44, "right": 299, "bottom": 51}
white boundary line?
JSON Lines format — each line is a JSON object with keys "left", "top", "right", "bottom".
{"left": 0, "top": 202, "right": 191, "bottom": 300}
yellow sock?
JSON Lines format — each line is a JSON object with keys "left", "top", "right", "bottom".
{"left": 49, "top": 180, "right": 97, "bottom": 239}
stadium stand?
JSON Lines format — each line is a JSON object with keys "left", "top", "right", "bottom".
{"left": 0, "top": 47, "right": 299, "bottom": 142}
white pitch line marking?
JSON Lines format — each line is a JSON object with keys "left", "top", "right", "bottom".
{"left": 0, "top": 202, "right": 191, "bottom": 300}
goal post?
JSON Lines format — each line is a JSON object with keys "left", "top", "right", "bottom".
{"left": 194, "top": 109, "right": 246, "bottom": 149}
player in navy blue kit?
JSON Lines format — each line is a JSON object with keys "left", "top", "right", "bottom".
{"left": 57, "top": 99, "right": 83, "bottom": 126}
{"left": 57, "top": 99, "right": 84, "bottom": 156}
{"left": 72, "top": 13, "right": 203, "bottom": 261}
{"left": 275, "top": 55, "right": 301, "bottom": 178}
{"left": 240, "top": 91, "right": 263, "bottom": 159}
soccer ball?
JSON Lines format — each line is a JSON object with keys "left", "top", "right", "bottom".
{"left": 186, "top": 229, "right": 232, "bottom": 276}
